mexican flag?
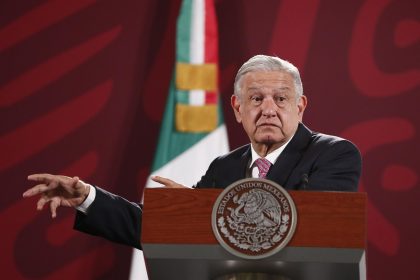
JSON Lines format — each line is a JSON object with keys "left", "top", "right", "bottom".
{"left": 129, "top": 0, "right": 229, "bottom": 278}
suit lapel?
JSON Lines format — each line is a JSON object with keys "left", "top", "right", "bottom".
{"left": 221, "top": 145, "right": 251, "bottom": 186}
{"left": 237, "top": 145, "right": 251, "bottom": 179}
{"left": 266, "top": 123, "right": 312, "bottom": 188}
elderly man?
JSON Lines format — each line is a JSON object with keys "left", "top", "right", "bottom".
{"left": 155, "top": 55, "right": 361, "bottom": 190}
{"left": 23, "top": 55, "right": 361, "bottom": 249}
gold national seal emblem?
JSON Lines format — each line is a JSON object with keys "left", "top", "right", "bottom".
{"left": 212, "top": 178, "right": 297, "bottom": 259}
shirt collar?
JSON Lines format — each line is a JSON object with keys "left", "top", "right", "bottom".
{"left": 249, "top": 137, "right": 293, "bottom": 168}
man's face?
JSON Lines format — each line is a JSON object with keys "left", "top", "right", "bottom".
{"left": 231, "top": 71, "right": 307, "bottom": 153}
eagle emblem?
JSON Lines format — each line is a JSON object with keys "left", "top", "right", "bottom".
{"left": 212, "top": 179, "right": 297, "bottom": 259}
{"left": 229, "top": 188, "right": 282, "bottom": 227}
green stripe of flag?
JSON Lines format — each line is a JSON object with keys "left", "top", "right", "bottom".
{"left": 176, "top": 0, "right": 192, "bottom": 63}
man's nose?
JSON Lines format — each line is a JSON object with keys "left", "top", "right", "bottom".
{"left": 261, "top": 97, "right": 276, "bottom": 117}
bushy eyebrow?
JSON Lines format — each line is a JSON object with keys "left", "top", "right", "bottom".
{"left": 246, "top": 87, "right": 261, "bottom": 92}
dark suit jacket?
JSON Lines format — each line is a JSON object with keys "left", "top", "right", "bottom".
{"left": 74, "top": 123, "right": 361, "bottom": 249}
{"left": 195, "top": 123, "right": 361, "bottom": 191}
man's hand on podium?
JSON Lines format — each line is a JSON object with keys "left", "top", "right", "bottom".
{"left": 151, "top": 176, "right": 188, "bottom": 188}
{"left": 23, "top": 174, "right": 90, "bottom": 218}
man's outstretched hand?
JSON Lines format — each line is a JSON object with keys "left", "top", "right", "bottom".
{"left": 151, "top": 176, "right": 188, "bottom": 188}
{"left": 23, "top": 174, "right": 90, "bottom": 218}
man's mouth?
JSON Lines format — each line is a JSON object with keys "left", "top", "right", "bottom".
{"left": 257, "top": 123, "right": 279, "bottom": 128}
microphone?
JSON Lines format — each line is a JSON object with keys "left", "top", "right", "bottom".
{"left": 301, "top": 173, "right": 309, "bottom": 190}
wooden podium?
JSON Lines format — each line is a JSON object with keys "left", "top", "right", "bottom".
{"left": 142, "top": 188, "right": 367, "bottom": 280}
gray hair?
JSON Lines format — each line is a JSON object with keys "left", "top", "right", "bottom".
{"left": 234, "top": 55, "right": 303, "bottom": 99}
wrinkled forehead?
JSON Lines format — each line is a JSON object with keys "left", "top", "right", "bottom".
{"left": 241, "top": 71, "right": 296, "bottom": 93}
{"left": 241, "top": 69, "right": 293, "bottom": 83}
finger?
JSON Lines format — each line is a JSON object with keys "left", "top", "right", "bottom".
{"left": 36, "top": 196, "right": 50, "bottom": 211}
{"left": 47, "top": 178, "right": 59, "bottom": 192}
{"left": 71, "top": 176, "right": 80, "bottom": 188}
{"left": 50, "top": 197, "right": 61, "bottom": 218}
{"left": 28, "top": 174, "right": 74, "bottom": 189}
{"left": 23, "top": 184, "right": 50, "bottom": 197}
{"left": 168, "top": 184, "right": 188, "bottom": 188}
{"left": 57, "top": 174, "right": 75, "bottom": 182}
{"left": 27, "top": 173, "right": 55, "bottom": 183}
{"left": 151, "top": 176, "right": 175, "bottom": 186}
{"left": 71, "top": 177, "right": 90, "bottom": 200}
{"left": 55, "top": 175, "right": 81, "bottom": 190}
{"left": 151, "top": 176, "right": 187, "bottom": 188}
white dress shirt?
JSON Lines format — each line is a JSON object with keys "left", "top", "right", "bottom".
{"left": 249, "top": 137, "right": 292, "bottom": 178}
{"left": 75, "top": 184, "right": 96, "bottom": 213}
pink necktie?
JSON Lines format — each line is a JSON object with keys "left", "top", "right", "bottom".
{"left": 255, "top": 158, "right": 271, "bottom": 178}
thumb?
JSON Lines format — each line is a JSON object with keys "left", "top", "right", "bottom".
{"left": 71, "top": 176, "right": 80, "bottom": 187}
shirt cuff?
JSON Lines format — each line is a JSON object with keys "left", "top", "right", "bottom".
{"left": 75, "top": 184, "right": 96, "bottom": 214}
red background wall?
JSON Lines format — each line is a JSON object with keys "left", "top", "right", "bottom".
{"left": 1, "top": 0, "right": 419, "bottom": 279}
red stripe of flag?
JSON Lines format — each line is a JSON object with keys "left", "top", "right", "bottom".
{"left": 205, "top": 91, "right": 218, "bottom": 104}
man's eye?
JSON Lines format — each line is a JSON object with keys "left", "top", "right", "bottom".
{"left": 275, "top": 96, "right": 286, "bottom": 103}
{"left": 250, "top": 96, "right": 263, "bottom": 103}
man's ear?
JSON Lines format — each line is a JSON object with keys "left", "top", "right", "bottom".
{"left": 297, "top": 95, "right": 307, "bottom": 121}
{"left": 231, "top": 95, "right": 242, "bottom": 123}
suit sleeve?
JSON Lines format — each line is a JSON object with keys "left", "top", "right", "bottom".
{"left": 307, "top": 140, "right": 362, "bottom": 192}
{"left": 73, "top": 186, "right": 142, "bottom": 249}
